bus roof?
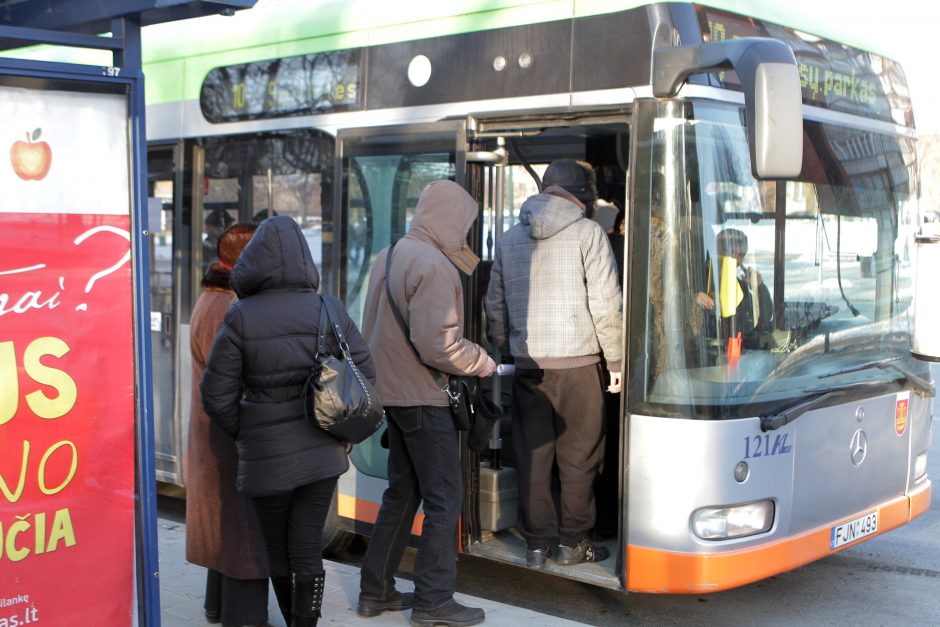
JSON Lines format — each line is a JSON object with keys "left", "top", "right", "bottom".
{"left": 1, "top": 1, "right": 911, "bottom": 127}
{"left": 138, "top": 0, "right": 900, "bottom": 65}
{"left": 4, "top": 1, "right": 900, "bottom": 69}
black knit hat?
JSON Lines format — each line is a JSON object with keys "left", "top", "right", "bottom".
{"left": 543, "top": 159, "right": 597, "bottom": 207}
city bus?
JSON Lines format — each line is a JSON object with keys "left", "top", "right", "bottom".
{"left": 8, "top": 0, "right": 934, "bottom": 593}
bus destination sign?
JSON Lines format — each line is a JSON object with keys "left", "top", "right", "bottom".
{"left": 200, "top": 49, "right": 362, "bottom": 123}
{"left": 695, "top": 7, "right": 912, "bottom": 127}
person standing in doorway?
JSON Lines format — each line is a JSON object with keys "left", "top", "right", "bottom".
{"left": 357, "top": 180, "right": 495, "bottom": 627}
{"left": 486, "top": 159, "right": 623, "bottom": 568}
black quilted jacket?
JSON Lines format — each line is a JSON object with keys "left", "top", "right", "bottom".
{"left": 201, "top": 216, "right": 375, "bottom": 497}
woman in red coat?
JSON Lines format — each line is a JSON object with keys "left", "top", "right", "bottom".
{"left": 186, "top": 222, "right": 272, "bottom": 627}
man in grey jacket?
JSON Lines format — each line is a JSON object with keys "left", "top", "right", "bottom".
{"left": 486, "top": 159, "right": 623, "bottom": 568}
{"left": 358, "top": 180, "right": 495, "bottom": 627}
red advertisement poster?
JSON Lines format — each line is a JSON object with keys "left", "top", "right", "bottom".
{"left": 1, "top": 86, "right": 136, "bottom": 625}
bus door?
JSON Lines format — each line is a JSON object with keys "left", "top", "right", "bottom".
{"left": 464, "top": 116, "right": 631, "bottom": 590}
{"left": 152, "top": 130, "right": 335, "bottom": 489}
{"left": 331, "top": 119, "right": 487, "bottom": 534}
{"left": 332, "top": 116, "right": 633, "bottom": 589}
{"left": 147, "top": 142, "right": 186, "bottom": 486}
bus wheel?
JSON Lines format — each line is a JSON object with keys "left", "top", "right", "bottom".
{"left": 322, "top": 485, "right": 355, "bottom": 556}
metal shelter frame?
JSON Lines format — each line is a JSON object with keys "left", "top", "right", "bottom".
{"left": 0, "top": 2, "right": 256, "bottom": 625}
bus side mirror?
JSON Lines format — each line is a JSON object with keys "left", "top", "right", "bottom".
{"left": 912, "top": 231, "right": 940, "bottom": 361}
{"left": 652, "top": 37, "right": 803, "bottom": 179}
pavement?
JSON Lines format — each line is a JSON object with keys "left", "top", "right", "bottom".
{"left": 156, "top": 516, "right": 588, "bottom": 627}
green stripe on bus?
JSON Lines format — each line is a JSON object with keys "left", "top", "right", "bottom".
{"left": 0, "top": 0, "right": 901, "bottom": 107}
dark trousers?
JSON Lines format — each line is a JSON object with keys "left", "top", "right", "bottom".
{"left": 203, "top": 568, "right": 269, "bottom": 625}
{"left": 593, "top": 391, "right": 620, "bottom": 538}
{"left": 511, "top": 364, "right": 605, "bottom": 547}
{"left": 251, "top": 477, "right": 337, "bottom": 576}
{"left": 359, "top": 405, "right": 462, "bottom": 611}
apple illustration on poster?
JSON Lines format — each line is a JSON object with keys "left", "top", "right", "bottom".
{"left": 10, "top": 128, "right": 52, "bottom": 181}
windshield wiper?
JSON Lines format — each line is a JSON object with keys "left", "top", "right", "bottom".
{"left": 761, "top": 358, "right": 936, "bottom": 432}
{"left": 818, "top": 356, "right": 935, "bottom": 396}
{"left": 760, "top": 380, "right": 883, "bottom": 432}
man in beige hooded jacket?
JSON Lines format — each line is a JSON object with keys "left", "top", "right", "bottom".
{"left": 357, "top": 180, "right": 495, "bottom": 627}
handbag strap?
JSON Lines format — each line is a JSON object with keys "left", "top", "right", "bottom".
{"left": 384, "top": 242, "right": 456, "bottom": 400}
{"left": 316, "top": 297, "right": 330, "bottom": 358}
{"left": 318, "top": 294, "right": 350, "bottom": 359}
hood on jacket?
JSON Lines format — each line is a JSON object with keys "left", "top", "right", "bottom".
{"left": 519, "top": 187, "right": 585, "bottom": 240}
{"left": 407, "top": 180, "right": 480, "bottom": 274}
{"left": 230, "top": 215, "right": 319, "bottom": 298}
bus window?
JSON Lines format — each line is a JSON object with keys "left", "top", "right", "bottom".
{"left": 249, "top": 170, "right": 324, "bottom": 264}
{"left": 630, "top": 100, "right": 925, "bottom": 420}
{"left": 199, "top": 129, "right": 333, "bottom": 277}
{"left": 342, "top": 154, "right": 455, "bottom": 325}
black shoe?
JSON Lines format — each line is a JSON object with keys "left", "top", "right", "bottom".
{"left": 205, "top": 610, "right": 221, "bottom": 624}
{"left": 525, "top": 545, "right": 551, "bottom": 569}
{"left": 410, "top": 599, "right": 485, "bottom": 627}
{"left": 357, "top": 590, "right": 414, "bottom": 617}
{"left": 554, "top": 540, "right": 610, "bottom": 565}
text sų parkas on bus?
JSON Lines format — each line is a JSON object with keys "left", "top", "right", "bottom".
{"left": 743, "top": 432, "right": 793, "bottom": 459}
{"left": 0, "top": 594, "right": 40, "bottom": 626}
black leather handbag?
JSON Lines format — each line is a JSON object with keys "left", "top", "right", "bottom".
{"left": 304, "top": 296, "right": 385, "bottom": 444}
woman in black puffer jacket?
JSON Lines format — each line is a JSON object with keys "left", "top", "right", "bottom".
{"left": 201, "top": 216, "right": 374, "bottom": 627}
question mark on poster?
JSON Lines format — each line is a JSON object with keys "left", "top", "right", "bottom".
{"left": 73, "top": 225, "right": 131, "bottom": 312}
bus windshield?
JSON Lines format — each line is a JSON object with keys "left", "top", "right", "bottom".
{"left": 630, "top": 100, "right": 926, "bottom": 419}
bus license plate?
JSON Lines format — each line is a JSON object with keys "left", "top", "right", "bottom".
{"left": 830, "top": 511, "right": 878, "bottom": 550}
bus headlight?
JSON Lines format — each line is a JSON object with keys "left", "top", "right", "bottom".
{"left": 691, "top": 500, "right": 774, "bottom": 540}
{"left": 914, "top": 452, "right": 928, "bottom": 482}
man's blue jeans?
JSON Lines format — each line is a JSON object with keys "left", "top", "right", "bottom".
{"left": 359, "top": 405, "right": 462, "bottom": 611}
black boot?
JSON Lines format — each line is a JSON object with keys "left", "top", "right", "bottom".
{"left": 290, "top": 572, "right": 325, "bottom": 627}
{"left": 270, "top": 575, "right": 292, "bottom": 626}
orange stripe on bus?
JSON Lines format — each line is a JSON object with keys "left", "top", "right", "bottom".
{"left": 627, "top": 482, "right": 931, "bottom": 594}
{"left": 337, "top": 494, "right": 425, "bottom": 536}
{"left": 910, "top": 481, "right": 931, "bottom": 520}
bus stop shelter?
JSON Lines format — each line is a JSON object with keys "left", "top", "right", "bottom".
{"left": 0, "top": 2, "right": 255, "bottom": 626}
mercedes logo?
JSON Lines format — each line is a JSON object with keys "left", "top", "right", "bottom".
{"left": 850, "top": 429, "right": 868, "bottom": 466}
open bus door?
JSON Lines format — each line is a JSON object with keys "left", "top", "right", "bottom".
{"left": 330, "top": 119, "right": 494, "bottom": 548}
{"left": 330, "top": 115, "right": 633, "bottom": 589}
